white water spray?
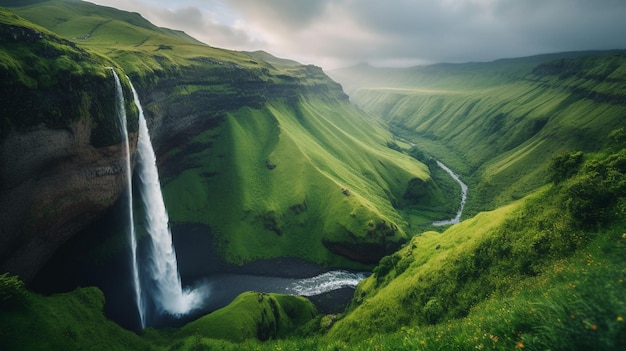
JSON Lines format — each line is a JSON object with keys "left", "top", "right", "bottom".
{"left": 108, "top": 68, "right": 144, "bottom": 328}
{"left": 289, "top": 271, "right": 368, "bottom": 296}
{"left": 128, "top": 80, "right": 207, "bottom": 319}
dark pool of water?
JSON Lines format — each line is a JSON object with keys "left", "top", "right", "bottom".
{"left": 32, "top": 220, "right": 367, "bottom": 331}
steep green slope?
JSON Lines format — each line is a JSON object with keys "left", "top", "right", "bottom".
{"left": 326, "top": 139, "right": 626, "bottom": 349}
{"left": 332, "top": 51, "right": 626, "bottom": 215}
{"left": 161, "top": 96, "right": 439, "bottom": 266}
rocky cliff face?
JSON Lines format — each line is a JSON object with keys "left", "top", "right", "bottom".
{"left": 0, "top": 15, "right": 138, "bottom": 282}
{"left": 0, "top": 120, "right": 137, "bottom": 283}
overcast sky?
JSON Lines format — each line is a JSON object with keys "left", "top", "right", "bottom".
{"left": 87, "top": 0, "right": 626, "bottom": 70}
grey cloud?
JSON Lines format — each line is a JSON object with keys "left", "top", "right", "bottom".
{"left": 154, "top": 6, "right": 205, "bottom": 30}
{"left": 336, "top": 0, "right": 626, "bottom": 63}
{"left": 227, "top": 0, "right": 332, "bottom": 31}
{"left": 151, "top": 5, "right": 263, "bottom": 48}
{"left": 88, "top": 0, "right": 263, "bottom": 48}
{"left": 88, "top": 0, "right": 626, "bottom": 68}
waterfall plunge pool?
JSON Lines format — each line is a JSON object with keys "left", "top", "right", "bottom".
{"left": 35, "top": 222, "right": 370, "bottom": 331}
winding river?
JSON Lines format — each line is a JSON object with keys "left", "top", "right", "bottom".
{"left": 392, "top": 135, "right": 468, "bottom": 226}
{"left": 432, "top": 160, "right": 468, "bottom": 226}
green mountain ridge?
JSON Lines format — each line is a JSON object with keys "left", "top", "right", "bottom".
{"left": 1, "top": 0, "right": 625, "bottom": 350}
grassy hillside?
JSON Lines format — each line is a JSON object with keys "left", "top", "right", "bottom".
{"left": 3, "top": 0, "right": 247, "bottom": 72}
{"left": 325, "top": 138, "right": 626, "bottom": 349}
{"left": 332, "top": 51, "right": 626, "bottom": 215}
{"left": 160, "top": 96, "right": 447, "bottom": 267}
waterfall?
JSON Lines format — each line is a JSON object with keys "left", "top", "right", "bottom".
{"left": 128, "top": 79, "right": 207, "bottom": 323}
{"left": 108, "top": 68, "right": 145, "bottom": 328}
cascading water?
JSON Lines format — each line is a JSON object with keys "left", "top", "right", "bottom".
{"left": 289, "top": 271, "right": 368, "bottom": 296}
{"left": 128, "top": 79, "right": 207, "bottom": 325}
{"left": 108, "top": 68, "right": 144, "bottom": 328}
{"left": 109, "top": 70, "right": 369, "bottom": 329}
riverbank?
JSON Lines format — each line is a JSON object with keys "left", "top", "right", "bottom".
{"left": 31, "top": 221, "right": 368, "bottom": 330}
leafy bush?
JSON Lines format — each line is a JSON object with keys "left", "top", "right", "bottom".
{"left": 608, "top": 127, "right": 626, "bottom": 147}
{"left": 563, "top": 148, "right": 626, "bottom": 227}
{"left": 0, "top": 273, "right": 27, "bottom": 308}
{"left": 549, "top": 151, "right": 584, "bottom": 184}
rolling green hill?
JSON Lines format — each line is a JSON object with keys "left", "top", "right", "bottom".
{"left": 331, "top": 51, "right": 626, "bottom": 215}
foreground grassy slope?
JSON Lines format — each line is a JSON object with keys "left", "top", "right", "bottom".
{"left": 0, "top": 278, "right": 316, "bottom": 350}
{"left": 324, "top": 138, "right": 626, "bottom": 349}
{"left": 331, "top": 51, "right": 626, "bottom": 215}
{"left": 0, "top": 283, "right": 151, "bottom": 351}
{"left": 3, "top": 134, "right": 624, "bottom": 350}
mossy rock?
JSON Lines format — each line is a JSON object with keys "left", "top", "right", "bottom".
{"left": 178, "top": 292, "right": 318, "bottom": 342}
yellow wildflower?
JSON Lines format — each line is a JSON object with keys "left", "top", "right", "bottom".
{"left": 618, "top": 316, "right": 624, "bottom": 322}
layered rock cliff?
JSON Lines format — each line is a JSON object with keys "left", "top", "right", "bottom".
{"left": 0, "top": 12, "right": 138, "bottom": 282}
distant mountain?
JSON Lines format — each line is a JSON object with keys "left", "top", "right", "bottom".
{"left": 329, "top": 50, "right": 623, "bottom": 95}
{"left": 241, "top": 50, "right": 302, "bottom": 67}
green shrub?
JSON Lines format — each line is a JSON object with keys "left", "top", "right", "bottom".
{"left": 563, "top": 148, "right": 626, "bottom": 227}
{"left": 608, "top": 126, "right": 626, "bottom": 147}
{"left": 549, "top": 151, "right": 584, "bottom": 184}
{"left": 0, "top": 273, "right": 27, "bottom": 309}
